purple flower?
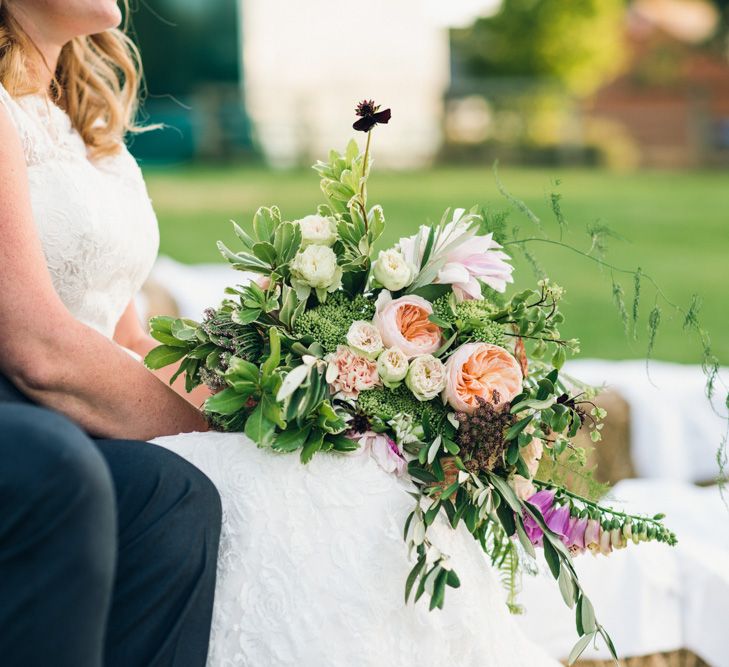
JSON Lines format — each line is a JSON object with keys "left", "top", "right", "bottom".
{"left": 563, "top": 516, "right": 588, "bottom": 555}
{"left": 522, "top": 490, "right": 571, "bottom": 545}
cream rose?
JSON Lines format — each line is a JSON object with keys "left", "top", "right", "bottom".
{"left": 296, "top": 214, "right": 338, "bottom": 247}
{"left": 290, "top": 245, "right": 343, "bottom": 299}
{"left": 377, "top": 347, "right": 409, "bottom": 387}
{"left": 372, "top": 291, "right": 442, "bottom": 359}
{"left": 346, "top": 321, "right": 383, "bottom": 360}
{"left": 406, "top": 354, "right": 447, "bottom": 402}
{"left": 373, "top": 248, "right": 415, "bottom": 292}
{"left": 443, "top": 342, "right": 523, "bottom": 413}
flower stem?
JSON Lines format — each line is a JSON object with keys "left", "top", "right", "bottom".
{"left": 533, "top": 479, "right": 666, "bottom": 527}
{"left": 360, "top": 130, "right": 373, "bottom": 232}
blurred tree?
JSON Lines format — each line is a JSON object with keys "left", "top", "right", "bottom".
{"left": 451, "top": 0, "right": 627, "bottom": 96}
{"left": 127, "top": 0, "right": 239, "bottom": 96}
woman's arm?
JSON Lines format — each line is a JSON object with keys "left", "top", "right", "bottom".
{"left": 113, "top": 300, "right": 213, "bottom": 407}
{"left": 0, "top": 105, "right": 208, "bottom": 440}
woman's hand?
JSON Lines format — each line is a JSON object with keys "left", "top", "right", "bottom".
{"left": 113, "top": 300, "right": 214, "bottom": 408}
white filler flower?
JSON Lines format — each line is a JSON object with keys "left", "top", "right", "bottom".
{"left": 406, "top": 354, "right": 447, "bottom": 401}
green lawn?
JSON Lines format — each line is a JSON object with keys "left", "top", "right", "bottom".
{"left": 143, "top": 164, "right": 729, "bottom": 364}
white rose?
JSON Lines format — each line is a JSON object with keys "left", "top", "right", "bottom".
{"left": 377, "top": 347, "right": 409, "bottom": 387}
{"left": 346, "top": 321, "right": 383, "bottom": 360}
{"left": 290, "top": 245, "right": 343, "bottom": 299}
{"left": 296, "top": 214, "right": 338, "bottom": 247}
{"left": 373, "top": 248, "right": 415, "bottom": 292}
{"left": 406, "top": 354, "right": 447, "bottom": 401}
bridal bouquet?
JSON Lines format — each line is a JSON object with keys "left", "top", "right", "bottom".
{"left": 146, "top": 100, "right": 677, "bottom": 663}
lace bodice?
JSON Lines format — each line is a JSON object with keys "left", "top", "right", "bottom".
{"left": 0, "top": 83, "right": 159, "bottom": 338}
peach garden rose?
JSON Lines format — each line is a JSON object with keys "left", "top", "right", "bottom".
{"left": 372, "top": 291, "right": 442, "bottom": 359}
{"left": 443, "top": 342, "right": 523, "bottom": 413}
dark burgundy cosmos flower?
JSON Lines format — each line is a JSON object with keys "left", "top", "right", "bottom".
{"left": 353, "top": 99, "right": 391, "bottom": 132}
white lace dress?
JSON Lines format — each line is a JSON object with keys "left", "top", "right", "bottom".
{"left": 1, "top": 84, "right": 560, "bottom": 667}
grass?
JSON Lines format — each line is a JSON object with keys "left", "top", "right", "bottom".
{"left": 143, "top": 163, "right": 729, "bottom": 365}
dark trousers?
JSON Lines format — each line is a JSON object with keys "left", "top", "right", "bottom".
{"left": 0, "top": 376, "right": 222, "bottom": 667}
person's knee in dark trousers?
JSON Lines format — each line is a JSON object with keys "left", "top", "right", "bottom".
{"left": 0, "top": 403, "right": 117, "bottom": 667}
{"left": 95, "top": 438, "right": 222, "bottom": 667}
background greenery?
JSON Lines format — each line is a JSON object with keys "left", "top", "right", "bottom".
{"left": 144, "top": 163, "right": 728, "bottom": 365}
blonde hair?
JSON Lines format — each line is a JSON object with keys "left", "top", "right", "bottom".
{"left": 0, "top": 1, "right": 144, "bottom": 158}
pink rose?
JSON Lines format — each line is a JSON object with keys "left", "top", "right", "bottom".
{"left": 326, "top": 345, "right": 379, "bottom": 399}
{"left": 443, "top": 342, "right": 523, "bottom": 413}
{"left": 373, "top": 292, "right": 442, "bottom": 359}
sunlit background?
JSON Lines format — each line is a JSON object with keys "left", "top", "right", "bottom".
{"left": 127, "top": 3, "right": 728, "bottom": 664}
{"left": 128, "top": 0, "right": 728, "bottom": 365}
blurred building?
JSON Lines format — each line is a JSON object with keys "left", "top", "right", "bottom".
{"left": 585, "top": 0, "right": 729, "bottom": 168}
{"left": 238, "top": 0, "right": 455, "bottom": 168}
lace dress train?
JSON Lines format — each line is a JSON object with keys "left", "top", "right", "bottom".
{"left": 153, "top": 431, "right": 561, "bottom": 667}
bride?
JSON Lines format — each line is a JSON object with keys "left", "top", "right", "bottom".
{"left": 0, "top": 1, "right": 560, "bottom": 665}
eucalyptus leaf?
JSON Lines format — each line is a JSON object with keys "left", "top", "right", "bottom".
{"left": 567, "top": 632, "right": 595, "bottom": 665}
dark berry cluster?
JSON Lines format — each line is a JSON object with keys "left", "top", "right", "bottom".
{"left": 455, "top": 393, "right": 515, "bottom": 473}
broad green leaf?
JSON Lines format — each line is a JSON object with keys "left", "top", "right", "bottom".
{"left": 226, "top": 357, "right": 259, "bottom": 383}
{"left": 244, "top": 403, "right": 275, "bottom": 445}
{"left": 272, "top": 426, "right": 310, "bottom": 452}
{"left": 187, "top": 343, "right": 217, "bottom": 360}
{"left": 204, "top": 388, "right": 250, "bottom": 416}
{"left": 150, "top": 329, "right": 188, "bottom": 347}
{"left": 252, "top": 241, "right": 277, "bottom": 265}
{"left": 170, "top": 318, "right": 198, "bottom": 341}
{"left": 148, "top": 315, "right": 175, "bottom": 334}
{"left": 231, "top": 308, "right": 261, "bottom": 325}
{"left": 326, "top": 433, "right": 359, "bottom": 452}
{"left": 252, "top": 206, "right": 280, "bottom": 242}
{"left": 300, "top": 430, "right": 324, "bottom": 463}
{"left": 261, "top": 394, "right": 286, "bottom": 429}
{"left": 261, "top": 328, "right": 281, "bottom": 377}
{"left": 231, "top": 220, "right": 255, "bottom": 247}
{"left": 144, "top": 345, "right": 187, "bottom": 369}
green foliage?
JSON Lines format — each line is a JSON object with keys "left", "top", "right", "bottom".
{"left": 536, "top": 451, "right": 610, "bottom": 503}
{"left": 218, "top": 206, "right": 302, "bottom": 278}
{"left": 312, "top": 138, "right": 385, "bottom": 293}
{"left": 431, "top": 294, "right": 507, "bottom": 347}
{"left": 357, "top": 384, "right": 448, "bottom": 430}
{"left": 291, "top": 291, "right": 375, "bottom": 352}
{"left": 451, "top": 0, "right": 626, "bottom": 96}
